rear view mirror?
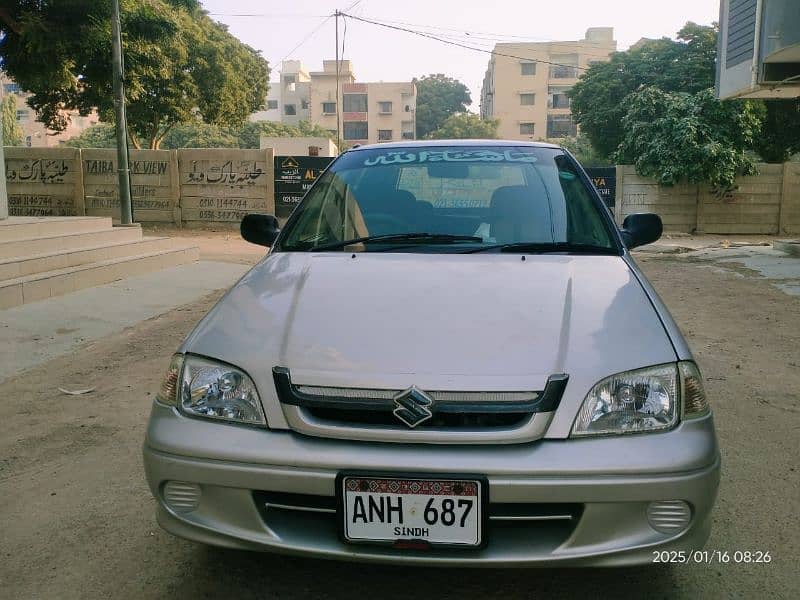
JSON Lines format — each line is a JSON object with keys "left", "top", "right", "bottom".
{"left": 621, "top": 213, "right": 662, "bottom": 249}
{"left": 241, "top": 214, "right": 280, "bottom": 247}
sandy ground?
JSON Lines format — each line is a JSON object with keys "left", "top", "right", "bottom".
{"left": 142, "top": 224, "right": 267, "bottom": 265}
{"left": 1, "top": 249, "right": 798, "bottom": 599}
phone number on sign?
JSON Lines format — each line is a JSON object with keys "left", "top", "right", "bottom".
{"left": 652, "top": 550, "right": 772, "bottom": 564}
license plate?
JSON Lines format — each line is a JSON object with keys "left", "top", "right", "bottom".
{"left": 339, "top": 475, "right": 484, "bottom": 547}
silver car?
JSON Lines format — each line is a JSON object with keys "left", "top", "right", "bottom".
{"left": 144, "top": 140, "right": 719, "bottom": 566}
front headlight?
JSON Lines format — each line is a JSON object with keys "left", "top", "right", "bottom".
{"left": 571, "top": 363, "right": 679, "bottom": 436}
{"left": 156, "top": 353, "right": 265, "bottom": 426}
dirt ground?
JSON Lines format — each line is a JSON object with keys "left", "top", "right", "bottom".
{"left": 1, "top": 251, "right": 798, "bottom": 599}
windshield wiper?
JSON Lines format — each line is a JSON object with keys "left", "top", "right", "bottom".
{"left": 308, "top": 233, "right": 484, "bottom": 251}
{"left": 462, "top": 242, "right": 619, "bottom": 255}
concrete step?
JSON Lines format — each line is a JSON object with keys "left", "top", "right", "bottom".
{"left": 0, "top": 245, "right": 200, "bottom": 309}
{"left": 0, "top": 237, "right": 179, "bottom": 281}
{"left": 0, "top": 216, "right": 113, "bottom": 242}
{"left": 0, "top": 226, "right": 143, "bottom": 259}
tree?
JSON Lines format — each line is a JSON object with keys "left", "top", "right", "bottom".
{"left": 751, "top": 99, "right": 800, "bottom": 163}
{"left": 414, "top": 74, "right": 471, "bottom": 138}
{"left": 615, "top": 88, "right": 763, "bottom": 188}
{"left": 0, "top": 0, "right": 269, "bottom": 149}
{"left": 237, "top": 120, "right": 333, "bottom": 149}
{"left": 570, "top": 22, "right": 800, "bottom": 164}
{"left": 569, "top": 23, "right": 718, "bottom": 159}
{"left": 63, "top": 123, "right": 116, "bottom": 148}
{"left": 1, "top": 94, "right": 24, "bottom": 146}
{"left": 427, "top": 113, "right": 499, "bottom": 140}
{"left": 161, "top": 122, "right": 239, "bottom": 149}
{"left": 552, "top": 135, "right": 613, "bottom": 167}
{"left": 63, "top": 119, "right": 334, "bottom": 150}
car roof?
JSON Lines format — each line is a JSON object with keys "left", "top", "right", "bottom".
{"left": 346, "top": 139, "right": 563, "bottom": 151}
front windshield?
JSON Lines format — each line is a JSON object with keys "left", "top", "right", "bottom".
{"left": 277, "top": 146, "right": 617, "bottom": 253}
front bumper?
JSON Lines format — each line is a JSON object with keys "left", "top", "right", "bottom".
{"left": 143, "top": 402, "right": 720, "bottom": 567}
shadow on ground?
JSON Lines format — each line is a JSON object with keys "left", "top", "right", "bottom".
{"left": 167, "top": 545, "right": 678, "bottom": 599}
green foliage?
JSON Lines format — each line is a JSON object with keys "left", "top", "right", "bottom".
{"left": 1, "top": 94, "right": 24, "bottom": 146}
{"left": 64, "top": 119, "right": 334, "bottom": 150}
{"left": 426, "top": 113, "right": 499, "bottom": 140}
{"left": 751, "top": 99, "right": 800, "bottom": 163}
{"left": 0, "top": 0, "right": 269, "bottom": 149}
{"left": 615, "top": 88, "right": 763, "bottom": 188}
{"left": 414, "top": 74, "right": 472, "bottom": 138}
{"left": 160, "top": 122, "right": 239, "bottom": 149}
{"left": 551, "top": 135, "right": 613, "bottom": 167}
{"left": 63, "top": 122, "right": 116, "bottom": 148}
{"left": 569, "top": 21, "right": 800, "bottom": 167}
{"left": 238, "top": 120, "right": 333, "bottom": 149}
{"left": 569, "top": 23, "right": 718, "bottom": 159}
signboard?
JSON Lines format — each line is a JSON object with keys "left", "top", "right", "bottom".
{"left": 585, "top": 167, "right": 616, "bottom": 208}
{"left": 274, "top": 155, "right": 333, "bottom": 219}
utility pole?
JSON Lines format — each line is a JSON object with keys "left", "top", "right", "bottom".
{"left": 335, "top": 10, "right": 341, "bottom": 154}
{"left": 112, "top": 0, "right": 133, "bottom": 225}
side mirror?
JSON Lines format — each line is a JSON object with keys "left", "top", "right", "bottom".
{"left": 620, "top": 213, "right": 662, "bottom": 249}
{"left": 241, "top": 214, "right": 280, "bottom": 247}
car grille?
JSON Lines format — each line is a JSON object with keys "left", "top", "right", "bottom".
{"left": 253, "top": 491, "right": 582, "bottom": 550}
{"left": 306, "top": 406, "right": 531, "bottom": 429}
{"left": 273, "top": 366, "right": 569, "bottom": 444}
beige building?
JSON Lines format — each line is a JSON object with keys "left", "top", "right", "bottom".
{"left": 308, "top": 60, "right": 416, "bottom": 146}
{"left": 253, "top": 60, "right": 416, "bottom": 146}
{"left": 1, "top": 72, "right": 98, "bottom": 147}
{"left": 480, "top": 28, "right": 616, "bottom": 141}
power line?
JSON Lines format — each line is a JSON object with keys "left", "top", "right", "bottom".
{"left": 278, "top": 14, "right": 334, "bottom": 64}
{"left": 358, "top": 16, "right": 555, "bottom": 42}
{"left": 207, "top": 13, "right": 328, "bottom": 18}
{"left": 340, "top": 12, "right": 588, "bottom": 72}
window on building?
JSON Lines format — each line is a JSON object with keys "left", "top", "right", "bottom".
{"left": 548, "top": 86, "right": 571, "bottom": 109}
{"left": 547, "top": 114, "right": 577, "bottom": 138}
{"left": 378, "top": 101, "right": 393, "bottom": 114}
{"left": 549, "top": 65, "right": 579, "bottom": 79}
{"left": 283, "top": 74, "right": 296, "bottom": 84}
{"left": 402, "top": 121, "right": 414, "bottom": 140}
{"left": 343, "top": 94, "right": 368, "bottom": 112}
{"left": 378, "top": 129, "right": 393, "bottom": 141}
{"left": 267, "top": 100, "right": 278, "bottom": 110}
{"left": 16, "top": 109, "right": 29, "bottom": 122}
{"left": 519, "top": 122, "right": 535, "bottom": 135}
{"left": 301, "top": 99, "right": 309, "bottom": 110}
{"left": 343, "top": 121, "right": 368, "bottom": 140}
{"left": 284, "top": 104, "right": 297, "bottom": 116}
{"left": 3, "top": 83, "right": 21, "bottom": 93}
{"left": 322, "top": 101, "right": 336, "bottom": 114}
{"left": 520, "top": 93, "right": 536, "bottom": 106}
{"left": 520, "top": 62, "right": 536, "bottom": 76}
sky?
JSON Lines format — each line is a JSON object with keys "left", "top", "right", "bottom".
{"left": 200, "top": 0, "right": 721, "bottom": 110}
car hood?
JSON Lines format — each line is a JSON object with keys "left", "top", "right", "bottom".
{"left": 182, "top": 252, "right": 677, "bottom": 435}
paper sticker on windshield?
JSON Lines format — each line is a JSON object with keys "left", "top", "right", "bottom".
{"left": 363, "top": 150, "right": 538, "bottom": 167}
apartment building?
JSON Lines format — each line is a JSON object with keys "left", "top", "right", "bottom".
{"left": 253, "top": 60, "right": 416, "bottom": 146}
{"left": 480, "top": 28, "right": 616, "bottom": 141}
{"left": 248, "top": 84, "right": 281, "bottom": 123}
{"left": 1, "top": 72, "right": 98, "bottom": 147}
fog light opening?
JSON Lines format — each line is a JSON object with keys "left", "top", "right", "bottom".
{"left": 163, "top": 480, "right": 202, "bottom": 514}
{"left": 647, "top": 500, "right": 692, "bottom": 534}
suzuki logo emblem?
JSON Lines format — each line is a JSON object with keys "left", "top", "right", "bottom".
{"left": 392, "top": 386, "right": 434, "bottom": 428}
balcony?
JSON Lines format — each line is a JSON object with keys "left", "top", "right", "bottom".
{"left": 548, "top": 65, "right": 579, "bottom": 79}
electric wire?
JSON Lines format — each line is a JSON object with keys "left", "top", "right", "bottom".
{"left": 339, "top": 12, "right": 588, "bottom": 72}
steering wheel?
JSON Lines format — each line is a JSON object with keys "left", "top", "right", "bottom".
{"left": 364, "top": 213, "right": 410, "bottom": 236}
